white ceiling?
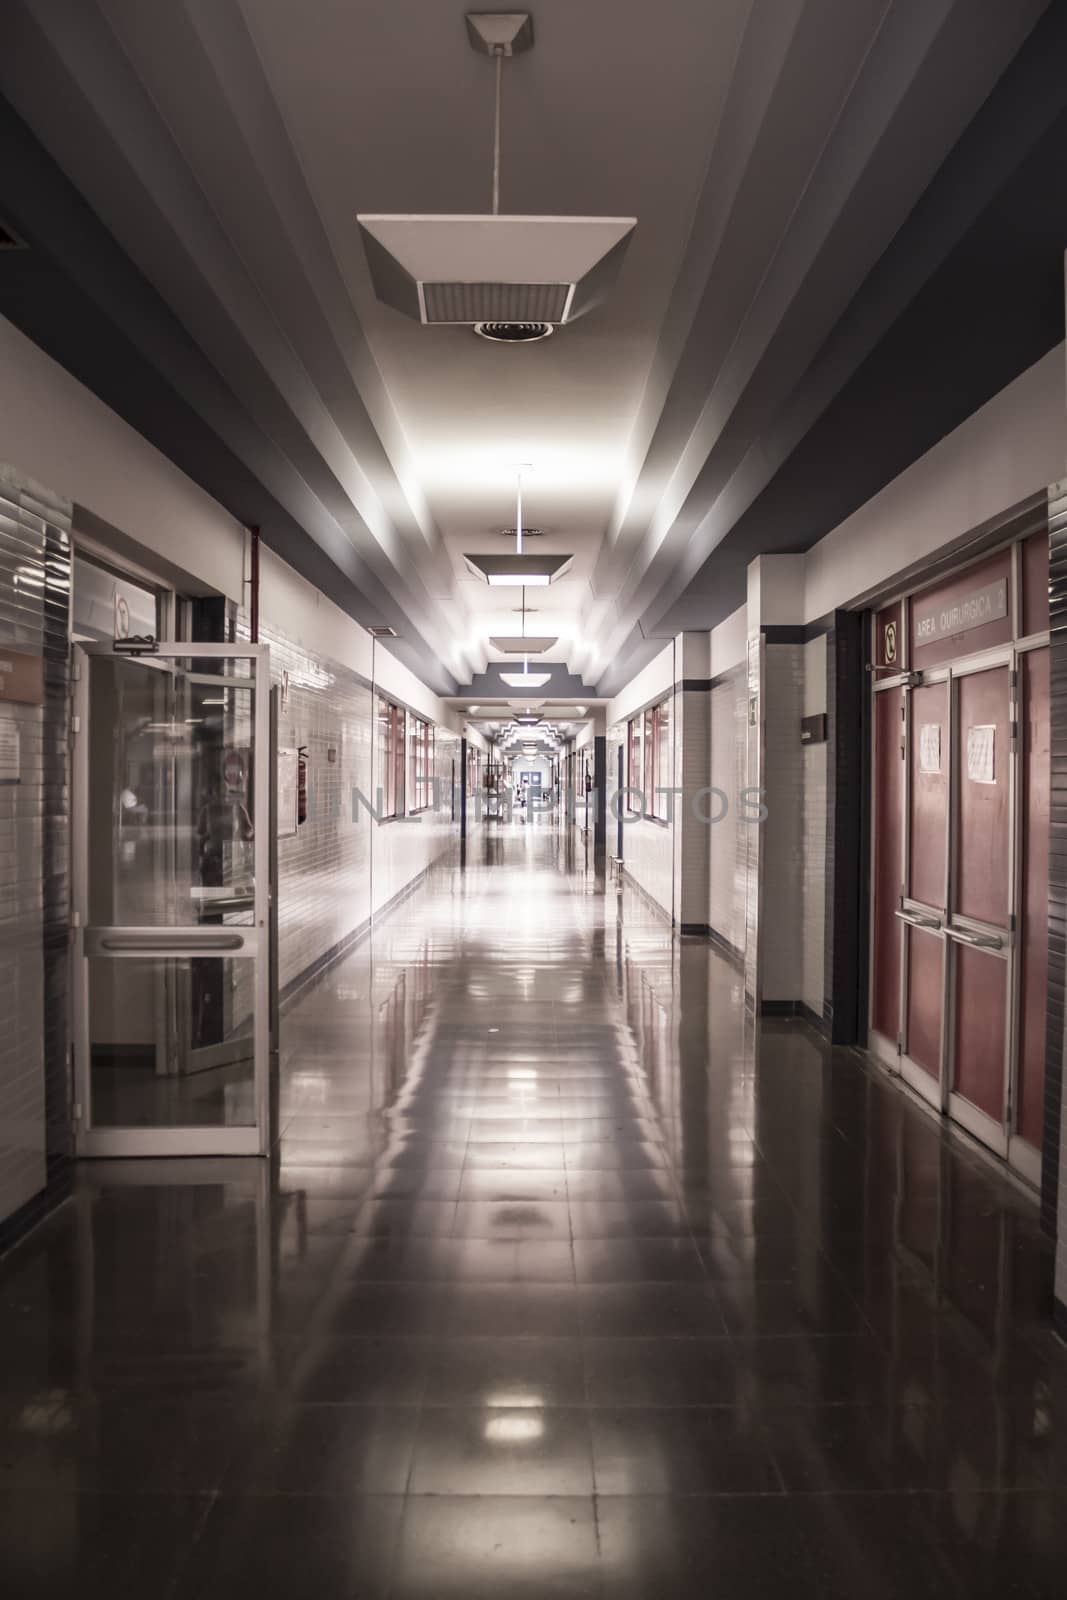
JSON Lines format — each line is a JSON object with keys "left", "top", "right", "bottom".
{"left": 235, "top": 0, "right": 750, "bottom": 676}
{"left": 2, "top": 0, "right": 1049, "bottom": 695}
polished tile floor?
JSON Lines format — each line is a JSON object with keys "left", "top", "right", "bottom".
{"left": 2, "top": 825, "right": 1067, "bottom": 1596}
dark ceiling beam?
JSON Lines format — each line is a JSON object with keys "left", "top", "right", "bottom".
{"left": 594, "top": 0, "right": 1067, "bottom": 695}
{"left": 590, "top": 0, "right": 1054, "bottom": 692}
{"left": 0, "top": 0, "right": 460, "bottom": 691}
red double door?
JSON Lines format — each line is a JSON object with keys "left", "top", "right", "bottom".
{"left": 872, "top": 648, "right": 1048, "bottom": 1181}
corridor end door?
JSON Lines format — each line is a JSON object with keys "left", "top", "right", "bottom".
{"left": 72, "top": 643, "right": 271, "bottom": 1156}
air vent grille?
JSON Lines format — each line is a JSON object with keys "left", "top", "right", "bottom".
{"left": 368, "top": 624, "right": 398, "bottom": 638}
{"left": 422, "top": 281, "right": 568, "bottom": 324}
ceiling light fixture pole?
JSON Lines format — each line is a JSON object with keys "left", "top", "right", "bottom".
{"left": 492, "top": 45, "right": 504, "bottom": 215}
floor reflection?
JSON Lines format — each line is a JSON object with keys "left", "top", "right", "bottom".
{"left": 0, "top": 824, "right": 1065, "bottom": 1596}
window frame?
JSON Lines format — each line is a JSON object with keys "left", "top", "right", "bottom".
{"left": 376, "top": 695, "right": 406, "bottom": 820}
{"left": 409, "top": 714, "right": 434, "bottom": 813}
{"left": 626, "top": 697, "right": 671, "bottom": 823}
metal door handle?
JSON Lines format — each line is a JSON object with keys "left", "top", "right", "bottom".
{"left": 895, "top": 909, "right": 941, "bottom": 931}
{"left": 946, "top": 927, "right": 1003, "bottom": 951}
{"left": 88, "top": 930, "right": 247, "bottom": 954}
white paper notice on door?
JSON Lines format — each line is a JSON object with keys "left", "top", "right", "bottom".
{"left": 919, "top": 724, "right": 941, "bottom": 774}
{"left": 966, "top": 724, "right": 995, "bottom": 784}
{"left": 277, "top": 746, "right": 299, "bottom": 837}
{"left": 0, "top": 718, "right": 18, "bottom": 785}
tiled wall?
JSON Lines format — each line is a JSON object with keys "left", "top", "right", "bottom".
{"left": 675, "top": 686, "right": 710, "bottom": 929}
{"left": 0, "top": 466, "right": 71, "bottom": 1237}
{"left": 760, "top": 643, "right": 805, "bottom": 1002}
{"left": 238, "top": 609, "right": 460, "bottom": 994}
{"left": 708, "top": 668, "right": 746, "bottom": 957}
{"left": 262, "top": 619, "right": 374, "bottom": 991}
{"left": 372, "top": 719, "right": 459, "bottom": 915}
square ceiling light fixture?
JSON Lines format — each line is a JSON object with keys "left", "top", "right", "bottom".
{"left": 357, "top": 214, "right": 636, "bottom": 330}
{"left": 356, "top": 15, "right": 635, "bottom": 339}
{"left": 464, "top": 553, "right": 572, "bottom": 587}
{"left": 501, "top": 672, "right": 553, "bottom": 688}
{"left": 489, "top": 635, "right": 557, "bottom": 653}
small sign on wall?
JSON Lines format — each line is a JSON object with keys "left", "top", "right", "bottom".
{"left": 0, "top": 649, "right": 43, "bottom": 705}
{"left": 966, "top": 724, "right": 996, "bottom": 784}
{"left": 913, "top": 578, "right": 1007, "bottom": 647}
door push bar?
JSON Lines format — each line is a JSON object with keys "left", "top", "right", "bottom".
{"left": 944, "top": 926, "right": 1004, "bottom": 951}
{"left": 85, "top": 930, "right": 248, "bottom": 955}
{"left": 895, "top": 909, "right": 942, "bottom": 931}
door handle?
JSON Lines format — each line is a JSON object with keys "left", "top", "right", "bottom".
{"left": 946, "top": 926, "right": 1003, "bottom": 951}
{"left": 87, "top": 930, "right": 247, "bottom": 955}
{"left": 895, "top": 909, "right": 941, "bottom": 931}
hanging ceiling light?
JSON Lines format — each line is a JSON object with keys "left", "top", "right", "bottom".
{"left": 499, "top": 582, "right": 552, "bottom": 688}
{"left": 357, "top": 13, "right": 635, "bottom": 333}
{"left": 467, "top": 466, "right": 572, "bottom": 587}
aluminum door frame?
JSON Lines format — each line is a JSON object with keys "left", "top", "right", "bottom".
{"left": 897, "top": 665, "right": 951, "bottom": 1111}
{"left": 868, "top": 679, "right": 905, "bottom": 1074}
{"left": 1005, "top": 633, "right": 1048, "bottom": 1186}
{"left": 71, "top": 641, "right": 271, "bottom": 1158}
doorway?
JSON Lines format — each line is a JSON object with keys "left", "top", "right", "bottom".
{"left": 869, "top": 530, "right": 1049, "bottom": 1184}
{"left": 71, "top": 642, "right": 272, "bottom": 1156}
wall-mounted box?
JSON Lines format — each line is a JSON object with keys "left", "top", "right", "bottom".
{"left": 801, "top": 713, "right": 827, "bottom": 746}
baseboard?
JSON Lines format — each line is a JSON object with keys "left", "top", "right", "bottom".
{"left": 279, "top": 865, "right": 432, "bottom": 1013}
{"left": 707, "top": 926, "right": 745, "bottom": 969}
{"left": 759, "top": 997, "right": 830, "bottom": 1035}
{"left": 616, "top": 863, "right": 672, "bottom": 925}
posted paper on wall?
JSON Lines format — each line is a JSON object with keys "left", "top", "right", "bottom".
{"left": 277, "top": 746, "right": 299, "bottom": 837}
{"left": 919, "top": 724, "right": 941, "bottom": 775}
{"left": 966, "top": 724, "right": 995, "bottom": 785}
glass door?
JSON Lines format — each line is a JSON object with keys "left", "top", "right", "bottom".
{"left": 72, "top": 643, "right": 271, "bottom": 1156}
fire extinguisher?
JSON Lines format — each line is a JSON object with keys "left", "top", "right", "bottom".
{"left": 297, "top": 746, "right": 308, "bottom": 826}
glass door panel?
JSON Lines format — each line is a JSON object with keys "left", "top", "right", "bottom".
{"left": 73, "top": 643, "right": 270, "bottom": 1158}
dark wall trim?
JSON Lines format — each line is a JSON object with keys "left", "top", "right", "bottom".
{"left": 618, "top": 862, "right": 672, "bottom": 926}
{"left": 762, "top": 614, "right": 836, "bottom": 646}
{"left": 278, "top": 862, "right": 438, "bottom": 1013}
{"left": 759, "top": 999, "right": 828, "bottom": 1035}
{"left": 1055, "top": 1298, "right": 1067, "bottom": 1344}
{"left": 0, "top": 1187, "right": 52, "bottom": 1259}
{"left": 1043, "top": 486, "right": 1067, "bottom": 1238}
{"left": 670, "top": 665, "right": 748, "bottom": 698}
{"left": 593, "top": 735, "right": 607, "bottom": 870}
{"left": 824, "top": 610, "right": 868, "bottom": 1045}
{"left": 707, "top": 925, "right": 745, "bottom": 969}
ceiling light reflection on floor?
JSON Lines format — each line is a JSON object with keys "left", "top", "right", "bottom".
{"left": 484, "top": 1412, "right": 546, "bottom": 1443}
